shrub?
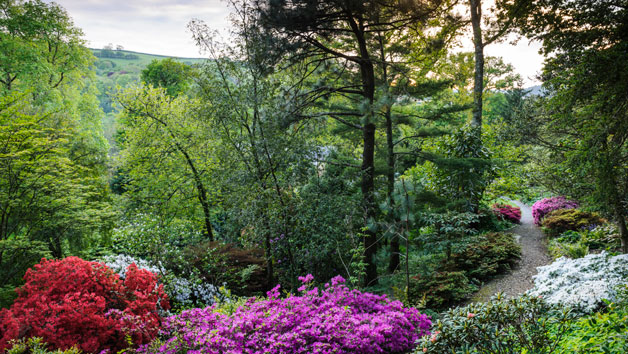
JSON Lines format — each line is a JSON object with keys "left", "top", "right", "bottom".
{"left": 475, "top": 207, "right": 509, "bottom": 232}
{"left": 415, "top": 294, "right": 575, "bottom": 354}
{"left": 491, "top": 203, "right": 522, "bottom": 223}
{"left": 1, "top": 257, "right": 170, "bottom": 353}
{"left": 140, "top": 275, "right": 431, "bottom": 354}
{"left": 548, "top": 239, "right": 589, "bottom": 259}
{"left": 581, "top": 225, "right": 622, "bottom": 250}
{"left": 183, "top": 241, "right": 268, "bottom": 296}
{"left": 409, "top": 271, "right": 475, "bottom": 309}
{"left": 532, "top": 196, "right": 578, "bottom": 225}
{"left": 448, "top": 232, "right": 521, "bottom": 281}
{"left": 542, "top": 209, "right": 605, "bottom": 237}
{"left": 5, "top": 337, "right": 81, "bottom": 354}
{"left": 528, "top": 252, "right": 628, "bottom": 313}
{"left": 557, "top": 303, "right": 628, "bottom": 353}
{"left": 0, "top": 309, "right": 19, "bottom": 351}
{"left": 102, "top": 254, "right": 225, "bottom": 310}
{"left": 556, "top": 285, "right": 628, "bottom": 353}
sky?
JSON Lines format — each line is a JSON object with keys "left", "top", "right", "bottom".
{"left": 51, "top": 0, "right": 545, "bottom": 85}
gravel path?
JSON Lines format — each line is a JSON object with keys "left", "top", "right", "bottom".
{"left": 470, "top": 200, "right": 553, "bottom": 302}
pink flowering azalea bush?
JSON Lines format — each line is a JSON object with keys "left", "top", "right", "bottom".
{"left": 492, "top": 203, "right": 522, "bottom": 224}
{"left": 140, "top": 275, "right": 431, "bottom": 354}
{"left": 532, "top": 196, "right": 578, "bottom": 225}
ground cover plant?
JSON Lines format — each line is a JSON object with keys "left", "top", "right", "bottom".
{"left": 555, "top": 285, "right": 628, "bottom": 353}
{"left": 139, "top": 275, "right": 431, "bottom": 354}
{"left": 528, "top": 252, "right": 628, "bottom": 313}
{"left": 0, "top": 257, "right": 169, "bottom": 353}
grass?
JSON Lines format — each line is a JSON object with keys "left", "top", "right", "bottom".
{"left": 89, "top": 48, "right": 207, "bottom": 67}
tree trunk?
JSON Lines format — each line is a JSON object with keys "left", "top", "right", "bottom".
{"left": 614, "top": 208, "right": 628, "bottom": 253}
{"left": 386, "top": 107, "right": 400, "bottom": 273}
{"left": 182, "top": 149, "right": 214, "bottom": 241}
{"left": 362, "top": 122, "right": 378, "bottom": 286}
{"left": 352, "top": 17, "right": 379, "bottom": 287}
{"left": 469, "top": 0, "right": 484, "bottom": 130}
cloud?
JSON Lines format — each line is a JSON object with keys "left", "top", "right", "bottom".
{"left": 50, "top": 0, "right": 231, "bottom": 57}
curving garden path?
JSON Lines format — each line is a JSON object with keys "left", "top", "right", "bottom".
{"left": 470, "top": 200, "right": 553, "bottom": 302}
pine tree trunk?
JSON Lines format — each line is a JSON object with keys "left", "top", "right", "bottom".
{"left": 362, "top": 122, "right": 378, "bottom": 286}
{"left": 470, "top": 0, "right": 484, "bottom": 130}
{"left": 615, "top": 209, "right": 628, "bottom": 253}
{"left": 354, "top": 19, "right": 379, "bottom": 287}
{"left": 386, "top": 107, "right": 400, "bottom": 273}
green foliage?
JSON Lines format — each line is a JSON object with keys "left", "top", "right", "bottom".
{"left": 409, "top": 270, "right": 475, "bottom": 309}
{"left": 111, "top": 213, "right": 203, "bottom": 272}
{"left": 542, "top": 209, "right": 605, "bottom": 238}
{"left": 6, "top": 338, "right": 80, "bottom": 354}
{"left": 141, "top": 58, "right": 193, "bottom": 97}
{"left": 416, "top": 294, "right": 575, "bottom": 354}
{"left": 0, "top": 236, "right": 50, "bottom": 308}
{"left": 548, "top": 239, "right": 589, "bottom": 260}
{"left": 556, "top": 286, "right": 628, "bottom": 353}
{"left": 183, "top": 241, "right": 268, "bottom": 296}
{"left": 447, "top": 232, "right": 521, "bottom": 281}
{"left": 514, "top": 0, "right": 628, "bottom": 252}
{"left": 0, "top": 0, "right": 113, "bottom": 275}
{"left": 115, "top": 85, "right": 216, "bottom": 239}
{"left": 581, "top": 225, "right": 622, "bottom": 251}
{"left": 547, "top": 225, "right": 622, "bottom": 259}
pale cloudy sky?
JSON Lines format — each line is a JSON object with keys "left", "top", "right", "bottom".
{"left": 51, "top": 0, "right": 545, "bottom": 85}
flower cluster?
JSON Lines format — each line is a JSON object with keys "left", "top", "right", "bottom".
{"left": 491, "top": 203, "right": 522, "bottom": 223}
{"left": 101, "top": 253, "right": 224, "bottom": 309}
{"left": 0, "top": 257, "right": 169, "bottom": 353}
{"left": 528, "top": 252, "right": 628, "bottom": 313}
{"left": 531, "top": 196, "right": 578, "bottom": 225}
{"left": 140, "top": 275, "right": 431, "bottom": 354}
{"left": 101, "top": 254, "right": 162, "bottom": 279}
{"left": 164, "top": 276, "right": 225, "bottom": 308}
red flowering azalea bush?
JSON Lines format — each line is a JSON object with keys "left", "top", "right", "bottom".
{"left": 492, "top": 203, "right": 522, "bottom": 224}
{"left": 0, "top": 309, "right": 19, "bottom": 351}
{"left": 0, "top": 257, "right": 169, "bottom": 353}
{"left": 140, "top": 275, "right": 431, "bottom": 354}
{"left": 532, "top": 196, "right": 579, "bottom": 225}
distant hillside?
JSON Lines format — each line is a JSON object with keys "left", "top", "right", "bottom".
{"left": 89, "top": 48, "right": 206, "bottom": 67}
{"left": 89, "top": 48, "right": 206, "bottom": 155}
{"left": 525, "top": 85, "right": 545, "bottom": 96}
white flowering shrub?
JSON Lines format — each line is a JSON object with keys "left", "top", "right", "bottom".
{"left": 163, "top": 276, "right": 226, "bottom": 308}
{"left": 100, "top": 254, "right": 162, "bottom": 279}
{"left": 100, "top": 254, "right": 226, "bottom": 309}
{"left": 528, "top": 252, "right": 628, "bottom": 313}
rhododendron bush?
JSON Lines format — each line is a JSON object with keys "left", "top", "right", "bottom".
{"left": 140, "top": 275, "right": 431, "bottom": 354}
{"left": 528, "top": 252, "right": 628, "bottom": 313}
{"left": 531, "top": 196, "right": 578, "bottom": 225}
{"left": 0, "top": 257, "right": 169, "bottom": 353}
{"left": 491, "top": 203, "right": 521, "bottom": 223}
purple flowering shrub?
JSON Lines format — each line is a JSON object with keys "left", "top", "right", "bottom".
{"left": 139, "top": 275, "right": 431, "bottom": 354}
{"left": 531, "top": 196, "right": 578, "bottom": 225}
{"left": 492, "top": 203, "right": 522, "bottom": 224}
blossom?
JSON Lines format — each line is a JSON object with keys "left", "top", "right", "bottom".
{"left": 140, "top": 275, "right": 431, "bottom": 354}
{"left": 528, "top": 252, "right": 628, "bottom": 312}
{"left": 531, "top": 196, "right": 578, "bottom": 225}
